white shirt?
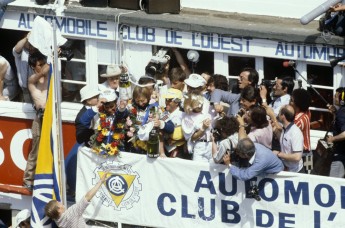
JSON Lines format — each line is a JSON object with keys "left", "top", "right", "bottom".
{"left": 271, "top": 94, "right": 291, "bottom": 116}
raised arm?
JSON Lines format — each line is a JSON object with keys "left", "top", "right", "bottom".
{"left": 85, "top": 172, "right": 109, "bottom": 202}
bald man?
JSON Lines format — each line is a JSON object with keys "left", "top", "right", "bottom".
{"left": 273, "top": 105, "right": 305, "bottom": 173}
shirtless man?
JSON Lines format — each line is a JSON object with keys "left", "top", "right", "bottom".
{"left": 23, "top": 51, "right": 49, "bottom": 191}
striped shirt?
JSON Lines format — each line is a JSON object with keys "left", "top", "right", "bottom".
{"left": 294, "top": 111, "right": 311, "bottom": 152}
{"left": 55, "top": 197, "right": 90, "bottom": 228}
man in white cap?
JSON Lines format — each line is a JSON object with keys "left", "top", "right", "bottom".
{"left": 13, "top": 209, "right": 30, "bottom": 228}
{"left": 98, "top": 64, "right": 126, "bottom": 97}
{"left": 75, "top": 85, "right": 102, "bottom": 147}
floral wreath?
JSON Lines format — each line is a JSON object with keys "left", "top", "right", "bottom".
{"left": 89, "top": 105, "right": 138, "bottom": 157}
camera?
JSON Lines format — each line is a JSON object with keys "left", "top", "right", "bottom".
{"left": 145, "top": 48, "right": 170, "bottom": 77}
{"left": 59, "top": 40, "right": 74, "bottom": 61}
{"left": 59, "top": 49, "right": 74, "bottom": 61}
{"left": 247, "top": 183, "right": 261, "bottom": 201}
{"left": 211, "top": 128, "right": 222, "bottom": 142}
{"left": 261, "top": 79, "right": 275, "bottom": 89}
{"left": 237, "top": 109, "right": 246, "bottom": 117}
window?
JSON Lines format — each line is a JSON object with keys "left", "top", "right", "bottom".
{"left": 306, "top": 64, "right": 334, "bottom": 131}
{"left": 228, "top": 56, "right": 255, "bottom": 92}
{"left": 60, "top": 39, "right": 86, "bottom": 102}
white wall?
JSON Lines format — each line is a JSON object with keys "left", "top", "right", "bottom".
{"left": 182, "top": 0, "right": 328, "bottom": 19}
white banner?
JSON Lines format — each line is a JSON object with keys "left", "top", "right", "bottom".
{"left": 77, "top": 149, "right": 345, "bottom": 228}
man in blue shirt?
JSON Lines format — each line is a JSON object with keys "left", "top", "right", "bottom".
{"left": 223, "top": 138, "right": 284, "bottom": 181}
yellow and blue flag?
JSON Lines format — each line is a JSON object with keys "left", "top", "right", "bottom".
{"left": 30, "top": 64, "right": 62, "bottom": 227}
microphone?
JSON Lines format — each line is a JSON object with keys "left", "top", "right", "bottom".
{"left": 283, "top": 60, "right": 295, "bottom": 68}
{"left": 300, "top": 0, "right": 341, "bottom": 25}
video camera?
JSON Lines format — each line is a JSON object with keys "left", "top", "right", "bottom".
{"left": 145, "top": 48, "right": 170, "bottom": 78}
{"left": 261, "top": 79, "right": 276, "bottom": 90}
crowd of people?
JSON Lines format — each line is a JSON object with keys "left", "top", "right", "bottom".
{"left": 1, "top": 31, "right": 345, "bottom": 227}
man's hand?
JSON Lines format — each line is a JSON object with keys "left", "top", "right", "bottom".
{"left": 259, "top": 85, "right": 268, "bottom": 99}
{"left": 214, "top": 104, "right": 224, "bottom": 113}
{"left": 223, "top": 153, "right": 231, "bottom": 166}
{"left": 202, "top": 118, "right": 211, "bottom": 130}
{"left": 0, "top": 95, "right": 9, "bottom": 101}
{"left": 327, "top": 104, "right": 337, "bottom": 114}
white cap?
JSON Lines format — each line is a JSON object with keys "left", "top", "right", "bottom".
{"left": 14, "top": 209, "right": 30, "bottom": 228}
{"left": 80, "top": 85, "right": 100, "bottom": 102}
{"left": 100, "top": 89, "right": 117, "bottom": 102}
{"left": 184, "top": 73, "right": 206, "bottom": 88}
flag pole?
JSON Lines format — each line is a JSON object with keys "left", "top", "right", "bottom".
{"left": 52, "top": 20, "right": 67, "bottom": 207}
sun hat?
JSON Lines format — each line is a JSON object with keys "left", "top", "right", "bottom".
{"left": 184, "top": 73, "right": 206, "bottom": 88}
{"left": 163, "top": 88, "right": 183, "bottom": 100}
{"left": 99, "top": 89, "right": 117, "bottom": 102}
{"left": 14, "top": 209, "right": 30, "bottom": 228}
{"left": 80, "top": 85, "right": 100, "bottom": 102}
{"left": 100, "top": 65, "right": 122, "bottom": 78}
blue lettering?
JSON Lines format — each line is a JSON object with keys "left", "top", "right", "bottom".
{"left": 192, "top": 33, "right": 200, "bottom": 47}
{"left": 97, "top": 21, "right": 107, "bottom": 37}
{"left": 210, "top": 34, "right": 220, "bottom": 49}
{"left": 313, "top": 46, "right": 328, "bottom": 60}
{"left": 285, "top": 180, "right": 309, "bottom": 205}
{"left": 340, "top": 186, "right": 345, "bottom": 209}
{"left": 136, "top": 26, "right": 146, "bottom": 41}
{"left": 165, "top": 30, "right": 174, "bottom": 44}
{"left": 174, "top": 31, "right": 182, "bottom": 45}
{"left": 284, "top": 43, "right": 294, "bottom": 57}
{"left": 314, "top": 211, "right": 321, "bottom": 228}
{"left": 146, "top": 28, "right": 155, "bottom": 42}
{"left": 198, "top": 198, "right": 215, "bottom": 221}
{"left": 221, "top": 200, "right": 240, "bottom": 223}
{"left": 259, "top": 178, "right": 278, "bottom": 202}
{"left": 275, "top": 42, "right": 284, "bottom": 56}
{"left": 244, "top": 37, "right": 252, "bottom": 52}
{"left": 231, "top": 38, "right": 243, "bottom": 51}
{"left": 55, "top": 17, "right": 67, "bottom": 33}
{"left": 194, "top": 171, "right": 216, "bottom": 194}
{"left": 314, "top": 184, "right": 335, "bottom": 207}
{"left": 76, "top": 19, "right": 85, "bottom": 35}
{"left": 18, "top": 13, "right": 27, "bottom": 29}
{"left": 279, "top": 213, "right": 295, "bottom": 228}
{"left": 182, "top": 195, "right": 195, "bottom": 219}
{"left": 218, "top": 173, "right": 237, "bottom": 196}
{"left": 221, "top": 37, "right": 231, "bottom": 50}
{"left": 67, "top": 18, "right": 76, "bottom": 34}
{"left": 303, "top": 46, "right": 312, "bottom": 59}
{"left": 256, "top": 210, "right": 273, "bottom": 227}
{"left": 201, "top": 33, "right": 211, "bottom": 48}
{"left": 157, "top": 193, "right": 176, "bottom": 216}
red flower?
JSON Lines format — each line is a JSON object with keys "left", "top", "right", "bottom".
{"left": 111, "top": 141, "right": 118, "bottom": 147}
{"left": 131, "top": 108, "right": 137, "bottom": 115}
{"left": 96, "top": 134, "right": 104, "bottom": 142}
{"left": 101, "top": 121, "right": 107, "bottom": 128}
{"left": 120, "top": 133, "right": 125, "bottom": 140}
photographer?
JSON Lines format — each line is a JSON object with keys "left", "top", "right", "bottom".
{"left": 223, "top": 138, "right": 284, "bottom": 181}
{"left": 237, "top": 105, "right": 273, "bottom": 149}
{"left": 260, "top": 76, "right": 294, "bottom": 116}
{"left": 211, "top": 116, "right": 239, "bottom": 164}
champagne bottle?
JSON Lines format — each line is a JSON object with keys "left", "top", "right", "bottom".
{"left": 147, "top": 128, "right": 159, "bottom": 158}
{"left": 119, "top": 72, "right": 132, "bottom": 100}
